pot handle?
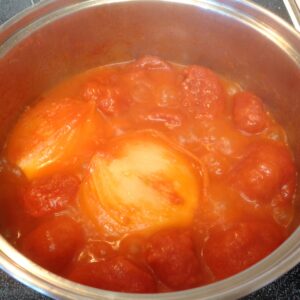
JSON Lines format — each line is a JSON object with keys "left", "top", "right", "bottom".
{"left": 284, "top": 0, "right": 300, "bottom": 32}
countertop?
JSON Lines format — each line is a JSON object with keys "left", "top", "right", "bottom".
{"left": 0, "top": 0, "right": 299, "bottom": 299}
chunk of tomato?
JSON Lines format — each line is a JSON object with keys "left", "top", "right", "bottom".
{"left": 21, "top": 216, "right": 84, "bottom": 273}
{"left": 145, "top": 229, "right": 201, "bottom": 290}
{"left": 181, "top": 66, "right": 225, "bottom": 118}
{"left": 23, "top": 173, "right": 80, "bottom": 217}
{"left": 69, "top": 256, "right": 156, "bottom": 293}
{"left": 203, "top": 222, "right": 284, "bottom": 279}
{"left": 233, "top": 91, "right": 268, "bottom": 134}
{"left": 82, "top": 80, "right": 127, "bottom": 116}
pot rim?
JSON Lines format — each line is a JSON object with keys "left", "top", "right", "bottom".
{"left": 0, "top": 1, "right": 299, "bottom": 299}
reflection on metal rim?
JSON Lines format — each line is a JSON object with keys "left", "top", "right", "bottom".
{"left": 284, "top": 0, "right": 300, "bottom": 32}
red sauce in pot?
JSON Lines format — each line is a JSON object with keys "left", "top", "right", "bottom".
{"left": 0, "top": 56, "right": 297, "bottom": 293}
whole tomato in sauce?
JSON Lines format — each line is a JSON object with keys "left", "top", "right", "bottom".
{"left": 69, "top": 256, "right": 156, "bottom": 293}
{"left": 23, "top": 173, "right": 80, "bottom": 217}
{"left": 21, "top": 216, "right": 84, "bottom": 273}
{"left": 122, "top": 56, "right": 181, "bottom": 109}
{"left": 0, "top": 161, "right": 33, "bottom": 245}
{"left": 145, "top": 229, "right": 202, "bottom": 290}
{"left": 233, "top": 91, "right": 268, "bottom": 134}
{"left": 203, "top": 222, "right": 285, "bottom": 280}
{"left": 229, "top": 140, "right": 296, "bottom": 203}
{"left": 181, "top": 66, "right": 225, "bottom": 118}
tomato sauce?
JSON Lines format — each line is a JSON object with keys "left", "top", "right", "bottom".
{"left": 0, "top": 56, "right": 297, "bottom": 293}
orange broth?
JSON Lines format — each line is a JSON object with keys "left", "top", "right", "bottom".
{"left": 0, "top": 56, "right": 297, "bottom": 293}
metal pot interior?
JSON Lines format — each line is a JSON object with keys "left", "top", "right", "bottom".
{"left": 0, "top": 0, "right": 299, "bottom": 299}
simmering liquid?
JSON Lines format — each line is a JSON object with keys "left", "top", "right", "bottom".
{"left": 0, "top": 56, "right": 297, "bottom": 293}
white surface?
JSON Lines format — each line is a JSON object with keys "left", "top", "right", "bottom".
{"left": 284, "top": 0, "right": 300, "bottom": 31}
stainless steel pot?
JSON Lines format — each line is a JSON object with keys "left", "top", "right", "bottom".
{"left": 0, "top": 1, "right": 300, "bottom": 299}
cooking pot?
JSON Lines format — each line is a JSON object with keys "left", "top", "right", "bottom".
{"left": 0, "top": 0, "right": 300, "bottom": 299}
